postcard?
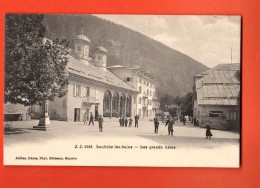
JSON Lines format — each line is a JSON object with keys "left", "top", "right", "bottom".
{"left": 4, "top": 14, "right": 241, "bottom": 167}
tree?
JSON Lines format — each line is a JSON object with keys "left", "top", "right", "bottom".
{"left": 181, "top": 92, "right": 193, "bottom": 117}
{"left": 168, "top": 104, "right": 178, "bottom": 117}
{"left": 5, "top": 14, "right": 69, "bottom": 106}
{"left": 173, "top": 95, "right": 182, "bottom": 106}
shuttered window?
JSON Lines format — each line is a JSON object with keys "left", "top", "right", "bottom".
{"left": 73, "top": 85, "right": 81, "bottom": 97}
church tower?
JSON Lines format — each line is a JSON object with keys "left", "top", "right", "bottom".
{"left": 73, "top": 29, "right": 91, "bottom": 65}
{"left": 93, "top": 46, "right": 108, "bottom": 71}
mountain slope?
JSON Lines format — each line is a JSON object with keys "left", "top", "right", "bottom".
{"left": 43, "top": 14, "right": 209, "bottom": 97}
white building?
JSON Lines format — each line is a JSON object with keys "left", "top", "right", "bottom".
{"left": 30, "top": 32, "right": 159, "bottom": 121}
{"left": 108, "top": 66, "right": 159, "bottom": 119}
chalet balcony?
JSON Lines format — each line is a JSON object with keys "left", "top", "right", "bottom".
{"left": 82, "top": 96, "right": 99, "bottom": 104}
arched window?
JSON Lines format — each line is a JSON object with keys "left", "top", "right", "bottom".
{"left": 103, "top": 91, "right": 111, "bottom": 117}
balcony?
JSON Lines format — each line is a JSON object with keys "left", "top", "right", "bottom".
{"left": 152, "top": 96, "right": 158, "bottom": 101}
{"left": 142, "top": 93, "right": 149, "bottom": 98}
{"left": 82, "top": 96, "right": 99, "bottom": 104}
{"left": 152, "top": 102, "right": 160, "bottom": 109}
{"left": 142, "top": 103, "right": 148, "bottom": 108}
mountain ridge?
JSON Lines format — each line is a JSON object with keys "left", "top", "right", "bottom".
{"left": 43, "top": 14, "right": 209, "bottom": 97}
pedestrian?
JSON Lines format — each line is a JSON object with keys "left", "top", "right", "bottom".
{"left": 98, "top": 115, "right": 103, "bottom": 132}
{"left": 196, "top": 119, "right": 199, "bottom": 126}
{"left": 125, "top": 117, "right": 128, "bottom": 127}
{"left": 89, "top": 112, "right": 94, "bottom": 126}
{"left": 165, "top": 116, "right": 174, "bottom": 136}
{"left": 206, "top": 124, "right": 213, "bottom": 139}
{"left": 183, "top": 116, "right": 186, "bottom": 125}
{"left": 154, "top": 116, "right": 159, "bottom": 134}
{"left": 119, "top": 117, "right": 122, "bottom": 127}
{"left": 83, "top": 111, "right": 88, "bottom": 125}
{"left": 122, "top": 117, "right": 125, "bottom": 127}
{"left": 134, "top": 115, "right": 139, "bottom": 128}
{"left": 129, "top": 117, "right": 133, "bottom": 127}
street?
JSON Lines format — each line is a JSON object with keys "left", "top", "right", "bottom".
{"left": 4, "top": 119, "right": 240, "bottom": 167}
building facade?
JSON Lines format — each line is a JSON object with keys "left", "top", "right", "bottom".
{"left": 193, "top": 63, "right": 240, "bottom": 131}
{"left": 108, "top": 66, "right": 159, "bottom": 119}
{"left": 29, "top": 32, "right": 159, "bottom": 122}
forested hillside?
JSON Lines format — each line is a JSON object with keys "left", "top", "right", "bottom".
{"left": 43, "top": 14, "right": 208, "bottom": 97}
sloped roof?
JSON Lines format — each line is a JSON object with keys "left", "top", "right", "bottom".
{"left": 66, "top": 55, "right": 136, "bottom": 92}
{"left": 107, "top": 65, "right": 125, "bottom": 68}
{"left": 195, "top": 63, "right": 240, "bottom": 106}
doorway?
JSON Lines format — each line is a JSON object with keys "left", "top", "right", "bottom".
{"left": 74, "top": 108, "right": 80, "bottom": 122}
{"left": 95, "top": 106, "right": 99, "bottom": 121}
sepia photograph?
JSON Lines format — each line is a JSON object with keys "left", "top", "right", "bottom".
{"left": 4, "top": 14, "right": 241, "bottom": 167}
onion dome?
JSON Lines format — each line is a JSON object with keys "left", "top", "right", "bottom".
{"left": 74, "top": 34, "right": 91, "bottom": 44}
{"left": 94, "top": 46, "right": 108, "bottom": 54}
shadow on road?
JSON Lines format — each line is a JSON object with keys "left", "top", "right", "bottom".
{"left": 4, "top": 127, "right": 30, "bottom": 135}
{"left": 138, "top": 135, "right": 239, "bottom": 149}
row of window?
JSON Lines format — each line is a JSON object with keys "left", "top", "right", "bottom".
{"left": 137, "top": 98, "right": 153, "bottom": 106}
{"left": 139, "top": 86, "right": 155, "bottom": 97}
{"left": 138, "top": 78, "right": 154, "bottom": 88}
{"left": 137, "top": 109, "right": 155, "bottom": 117}
{"left": 73, "top": 85, "right": 91, "bottom": 97}
{"left": 209, "top": 110, "right": 237, "bottom": 120}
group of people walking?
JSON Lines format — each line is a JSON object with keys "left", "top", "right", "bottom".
{"left": 119, "top": 115, "right": 139, "bottom": 128}
{"left": 83, "top": 112, "right": 94, "bottom": 126}
{"left": 83, "top": 111, "right": 213, "bottom": 138}
{"left": 153, "top": 115, "right": 213, "bottom": 138}
{"left": 83, "top": 111, "right": 103, "bottom": 132}
{"left": 153, "top": 116, "right": 174, "bottom": 136}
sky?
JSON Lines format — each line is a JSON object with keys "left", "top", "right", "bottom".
{"left": 95, "top": 15, "right": 241, "bottom": 68}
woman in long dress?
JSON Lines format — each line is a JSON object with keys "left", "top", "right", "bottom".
{"left": 206, "top": 125, "right": 213, "bottom": 139}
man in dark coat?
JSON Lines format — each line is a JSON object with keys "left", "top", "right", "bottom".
{"left": 129, "top": 117, "right": 133, "bottom": 127}
{"left": 125, "top": 118, "right": 128, "bottom": 127}
{"left": 89, "top": 112, "right": 94, "bottom": 126}
{"left": 134, "top": 115, "right": 139, "bottom": 128}
{"left": 183, "top": 116, "right": 186, "bottom": 125}
{"left": 122, "top": 117, "right": 125, "bottom": 127}
{"left": 98, "top": 115, "right": 103, "bottom": 132}
{"left": 154, "top": 116, "right": 159, "bottom": 134}
{"left": 165, "top": 116, "right": 174, "bottom": 136}
{"left": 119, "top": 117, "right": 122, "bottom": 127}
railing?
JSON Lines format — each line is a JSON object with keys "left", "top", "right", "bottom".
{"left": 142, "top": 93, "right": 149, "bottom": 98}
{"left": 82, "top": 96, "right": 99, "bottom": 104}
